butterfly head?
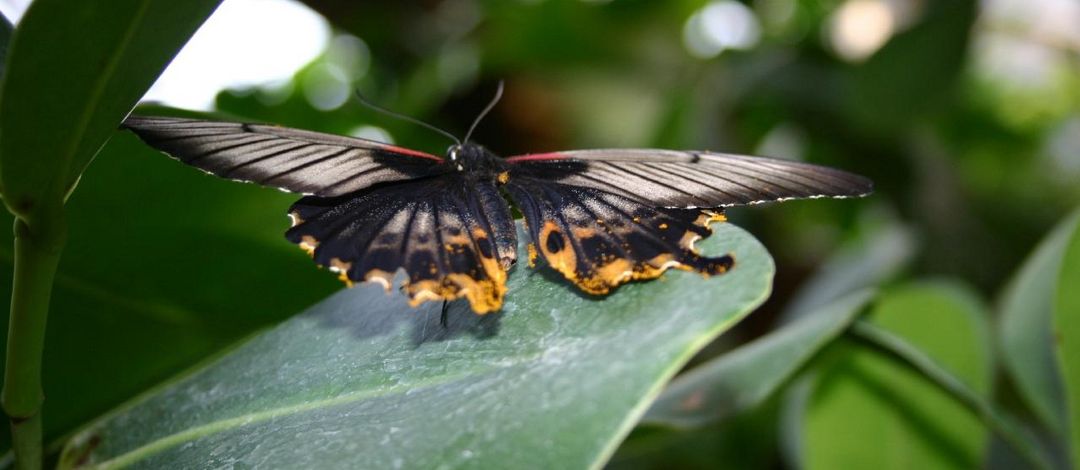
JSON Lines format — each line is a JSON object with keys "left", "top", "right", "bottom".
{"left": 447, "top": 143, "right": 501, "bottom": 173}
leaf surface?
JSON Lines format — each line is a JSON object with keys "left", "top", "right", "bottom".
{"left": 61, "top": 222, "right": 774, "bottom": 469}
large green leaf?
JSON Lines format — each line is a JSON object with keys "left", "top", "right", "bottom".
{"left": 1055, "top": 208, "right": 1080, "bottom": 468}
{"left": 642, "top": 289, "right": 874, "bottom": 428}
{"left": 0, "top": 134, "right": 337, "bottom": 452}
{"left": 802, "top": 281, "right": 992, "bottom": 469}
{"left": 59, "top": 223, "right": 773, "bottom": 469}
{"left": 0, "top": 0, "right": 220, "bottom": 219}
{"left": 999, "top": 208, "right": 1080, "bottom": 437}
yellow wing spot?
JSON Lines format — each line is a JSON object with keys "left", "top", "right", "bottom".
{"left": 403, "top": 258, "right": 508, "bottom": 314}
{"left": 571, "top": 253, "right": 689, "bottom": 295}
{"left": 330, "top": 258, "right": 354, "bottom": 287}
{"left": 288, "top": 211, "right": 304, "bottom": 227}
{"left": 298, "top": 235, "right": 319, "bottom": 257}
{"left": 497, "top": 171, "right": 510, "bottom": 184}
{"left": 364, "top": 269, "right": 394, "bottom": 291}
{"left": 594, "top": 258, "right": 633, "bottom": 285}
{"left": 538, "top": 220, "right": 578, "bottom": 280}
{"left": 694, "top": 211, "right": 726, "bottom": 227}
{"left": 572, "top": 226, "right": 597, "bottom": 239}
{"left": 444, "top": 233, "right": 471, "bottom": 246}
{"left": 659, "top": 223, "right": 668, "bottom": 230}
{"left": 406, "top": 280, "right": 453, "bottom": 305}
{"left": 527, "top": 243, "right": 539, "bottom": 268}
{"left": 679, "top": 230, "right": 703, "bottom": 251}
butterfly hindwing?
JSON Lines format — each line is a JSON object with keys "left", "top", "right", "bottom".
{"left": 505, "top": 177, "right": 733, "bottom": 295}
{"left": 506, "top": 149, "right": 872, "bottom": 208}
{"left": 123, "top": 115, "right": 444, "bottom": 197}
{"left": 286, "top": 174, "right": 516, "bottom": 314}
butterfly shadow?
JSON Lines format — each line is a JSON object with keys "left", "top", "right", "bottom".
{"left": 312, "top": 279, "right": 503, "bottom": 348}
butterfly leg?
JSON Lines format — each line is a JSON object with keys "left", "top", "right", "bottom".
{"left": 440, "top": 300, "right": 450, "bottom": 328}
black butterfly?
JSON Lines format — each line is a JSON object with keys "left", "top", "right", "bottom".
{"left": 122, "top": 101, "right": 870, "bottom": 314}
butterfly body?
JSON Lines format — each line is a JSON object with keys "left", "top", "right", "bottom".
{"left": 122, "top": 115, "right": 872, "bottom": 314}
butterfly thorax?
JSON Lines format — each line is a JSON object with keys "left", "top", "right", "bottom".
{"left": 448, "top": 143, "right": 504, "bottom": 176}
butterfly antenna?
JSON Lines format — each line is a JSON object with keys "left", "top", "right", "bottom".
{"left": 354, "top": 90, "right": 460, "bottom": 145}
{"left": 463, "top": 80, "right": 504, "bottom": 144}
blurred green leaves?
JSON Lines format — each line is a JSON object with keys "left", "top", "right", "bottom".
{"left": 850, "top": 0, "right": 977, "bottom": 131}
{"left": 998, "top": 206, "right": 1080, "bottom": 467}
{"left": 999, "top": 209, "right": 1079, "bottom": 437}
{"left": 59, "top": 223, "right": 773, "bottom": 469}
{"left": 802, "top": 281, "right": 992, "bottom": 470}
{"left": 643, "top": 289, "right": 873, "bottom": 429}
{"left": 1057, "top": 211, "right": 1080, "bottom": 469}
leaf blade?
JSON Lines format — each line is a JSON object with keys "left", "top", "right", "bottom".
{"left": 0, "top": 0, "right": 220, "bottom": 218}
{"left": 998, "top": 208, "right": 1080, "bottom": 436}
{"left": 60, "top": 222, "right": 774, "bottom": 469}
{"left": 1054, "top": 207, "right": 1080, "bottom": 468}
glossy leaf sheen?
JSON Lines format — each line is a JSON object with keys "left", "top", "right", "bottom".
{"left": 60, "top": 222, "right": 773, "bottom": 469}
{"left": 1054, "top": 208, "right": 1080, "bottom": 468}
{"left": 0, "top": 0, "right": 220, "bottom": 216}
{"left": 803, "top": 281, "right": 992, "bottom": 470}
{"left": 999, "top": 209, "right": 1079, "bottom": 436}
{"left": 642, "top": 289, "right": 874, "bottom": 428}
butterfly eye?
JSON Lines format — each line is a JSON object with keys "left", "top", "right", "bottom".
{"left": 449, "top": 146, "right": 460, "bottom": 161}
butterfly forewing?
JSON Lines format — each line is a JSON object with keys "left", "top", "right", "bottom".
{"left": 122, "top": 116, "right": 444, "bottom": 197}
{"left": 286, "top": 174, "right": 517, "bottom": 314}
{"left": 505, "top": 149, "right": 872, "bottom": 208}
{"left": 123, "top": 113, "right": 873, "bottom": 314}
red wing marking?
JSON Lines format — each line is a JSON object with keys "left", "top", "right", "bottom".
{"left": 505, "top": 152, "right": 570, "bottom": 163}
{"left": 378, "top": 144, "right": 443, "bottom": 161}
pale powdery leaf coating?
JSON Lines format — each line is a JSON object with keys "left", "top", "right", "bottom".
{"left": 60, "top": 222, "right": 772, "bottom": 470}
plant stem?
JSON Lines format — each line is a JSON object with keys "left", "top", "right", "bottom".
{"left": 848, "top": 320, "right": 1055, "bottom": 470}
{"left": 3, "top": 214, "right": 65, "bottom": 470}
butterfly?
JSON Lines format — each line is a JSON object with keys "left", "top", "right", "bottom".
{"left": 122, "top": 92, "right": 871, "bottom": 314}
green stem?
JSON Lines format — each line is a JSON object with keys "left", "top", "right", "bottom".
{"left": 3, "top": 213, "right": 65, "bottom": 470}
{"left": 849, "top": 320, "right": 1055, "bottom": 470}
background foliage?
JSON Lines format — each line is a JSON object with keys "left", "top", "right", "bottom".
{"left": 2, "top": 0, "right": 1079, "bottom": 468}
